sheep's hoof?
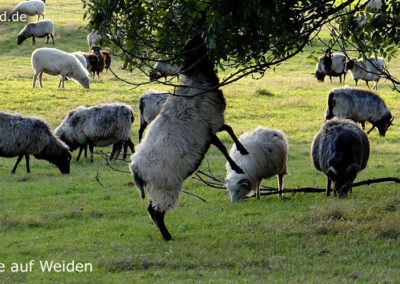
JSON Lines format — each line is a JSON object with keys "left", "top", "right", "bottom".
{"left": 10, "top": 171, "right": 15, "bottom": 175}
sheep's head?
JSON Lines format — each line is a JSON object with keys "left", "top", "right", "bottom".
{"left": 345, "top": 59, "right": 355, "bottom": 71}
{"left": 315, "top": 71, "right": 326, "bottom": 82}
{"left": 90, "top": 46, "right": 102, "bottom": 54}
{"left": 17, "top": 34, "right": 26, "bottom": 45}
{"left": 375, "top": 114, "right": 394, "bottom": 137}
{"left": 79, "top": 77, "right": 90, "bottom": 89}
{"left": 326, "top": 164, "right": 360, "bottom": 198}
{"left": 227, "top": 178, "right": 251, "bottom": 202}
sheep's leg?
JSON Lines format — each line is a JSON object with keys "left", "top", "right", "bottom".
{"left": 148, "top": 202, "right": 172, "bottom": 241}
{"left": 122, "top": 142, "right": 128, "bottom": 160}
{"left": 329, "top": 76, "right": 332, "bottom": 83}
{"left": 326, "top": 178, "right": 332, "bottom": 196}
{"left": 84, "top": 145, "right": 87, "bottom": 158}
{"left": 46, "top": 35, "right": 49, "bottom": 44}
{"left": 211, "top": 135, "right": 244, "bottom": 174}
{"left": 110, "top": 141, "right": 123, "bottom": 160}
{"left": 11, "top": 155, "right": 24, "bottom": 174}
{"left": 76, "top": 146, "right": 85, "bottom": 161}
{"left": 25, "top": 154, "right": 30, "bottom": 173}
{"left": 366, "top": 80, "right": 370, "bottom": 89}
{"left": 89, "top": 143, "right": 94, "bottom": 163}
{"left": 256, "top": 180, "right": 261, "bottom": 200}
{"left": 361, "top": 122, "right": 365, "bottom": 130}
{"left": 32, "top": 72, "right": 39, "bottom": 88}
{"left": 138, "top": 121, "right": 148, "bottom": 142}
{"left": 58, "top": 77, "right": 62, "bottom": 88}
{"left": 366, "top": 125, "right": 375, "bottom": 135}
{"left": 219, "top": 124, "right": 249, "bottom": 155}
{"left": 354, "top": 79, "right": 358, "bottom": 86}
{"left": 39, "top": 72, "right": 43, "bottom": 88}
{"left": 62, "top": 76, "right": 65, "bottom": 88}
{"left": 32, "top": 36, "right": 36, "bottom": 45}
{"left": 339, "top": 75, "right": 342, "bottom": 84}
{"left": 278, "top": 173, "right": 284, "bottom": 198}
{"left": 123, "top": 139, "right": 135, "bottom": 160}
{"left": 50, "top": 34, "right": 54, "bottom": 44}
{"left": 373, "top": 78, "right": 380, "bottom": 90}
{"left": 343, "top": 72, "right": 346, "bottom": 83}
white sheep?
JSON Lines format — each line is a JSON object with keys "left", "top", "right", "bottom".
{"left": 9, "top": 0, "right": 45, "bottom": 21}
{"left": 315, "top": 53, "right": 347, "bottom": 83}
{"left": 325, "top": 88, "right": 393, "bottom": 136}
{"left": 138, "top": 90, "right": 169, "bottom": 142}
{"left": 346, "top": 57, "right": 386, "bottom": 89}
{"left": 17, "top": 20, "right": 53, "bottom": 45}
{"left": 87, "top": 30, "right": 102, "bottom": 48}
{"left": 130, "top": 36, "right": 248, "bottom": 241}
{"left": 55, "top": 103, "right": 134, "bottom": 162}
{"left": 149, "top": 62, "right": 180, "bottom": 81}
{"left": 31, "top": 48, "right": 90, "bottom": 89}
{"left": 226, "top": 127, "right": 288, "bottom": 202}
{"left": 366, "top": 0, "right": 382, "bottom": 9}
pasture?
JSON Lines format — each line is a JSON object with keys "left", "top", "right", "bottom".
{"left": 0, "top": 0, "right": 399, "bottom": 282}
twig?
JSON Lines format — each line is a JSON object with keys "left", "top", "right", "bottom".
{"left": 182, "top": 190, "right": 207, "bottom": 203}
{"left": 92, "top": 171, "right": 104, "bottom": 188}
{"left": 353, "top": 177, "right": 400, "bottom": 187}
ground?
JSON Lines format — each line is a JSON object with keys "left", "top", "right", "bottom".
{"left": 0, "top": 0, "right": 399, "bottom": 283}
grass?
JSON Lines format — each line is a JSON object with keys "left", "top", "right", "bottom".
{"left": 0, "top": 0, "right": 399, "bottom": 282}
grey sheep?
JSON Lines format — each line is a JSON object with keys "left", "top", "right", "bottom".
{"left": 0, "top": 111, "right": 71, "bottom": 174}
{"left": 9, "top": 0, "right": 45, "bottom": 21}
{"left": 130, "top": 36, "right": 248, "bottom": 241}
{"left": 325, "top": 88, "right": 394, "bottom": 136}
{"left": 138, "top": 90, "right": 169, "bottom": 142}
{"left": 226, "top": 126, "right": 288, "bottom": 202}
{"left": 17, "top": 20, "right": 54, "bottom": 45}
{"left": 346, "top": 57, "right": 386, "bottom": 89}
{"left": 311, "top": 119, "right": 370, "bottom": 198}
{"left": 149, "top": 62, "right": 180, "bottom": 81}
{"left": 55, "top": 103, "right": 134, "bottom": 162}
{"left": 87, "top": 30, "right": 102, "bottom": 48}
{"left": 315, "top": 53, "right": 347, "bottom": 83}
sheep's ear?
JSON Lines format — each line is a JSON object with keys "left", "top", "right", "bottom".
{"left": 326, "top": 167, "right": 337, "bottom": 179}
{"left": 345, "top": 164, "right": 360, "bottom": 177}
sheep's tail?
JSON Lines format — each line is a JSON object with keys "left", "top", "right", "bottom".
{"left": 132, "top": 165, "right": 145, "bottom": 199}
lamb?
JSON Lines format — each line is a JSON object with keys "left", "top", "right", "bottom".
{"left": 17, "top": 20, "right": 53, "bottom": 45}
{"left": 91, "top": 47, "right": 111, "bottom": 73}
{"left": 55, "top": 103, "right": 134, "bottom": 163}
{"left": 130, "top": 36, "right": 249, "bottom": 241}
{"left": 315, "top": 53, "right": 347, "bottom": 83}
{"left": 72, "top": 52, "right": 88, "bottom": 69}
{"left": 9, "top": 0, "right": 45, "bottom": 21}
{"left": 311, "top": 119, "right": 370, "bottom": 198}
{"left": 87, "top": 30, "right": 102, "bottom": 48}
{"left": 149, "top": 62, "right": 180, "bottom": 81}
{"left": 0, "top": 111, "right": 71, "bottom": 174}
{"left": 138, "top": 90, "right": 169, "bottom": 142}
{"left": 31, "top": 48, "right": 90, "bottom": 89}
{"left": 325, "top": 88, "right": 394, "bottom": 136}
{"left": 225, "top": 127, "right": 288, "bottom": 202}
{"left": 346, "top": 57, "right": 386, "bottom": 89}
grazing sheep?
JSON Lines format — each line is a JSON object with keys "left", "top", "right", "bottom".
{"left": 315, "top": 53, "right": 347, "bottom": 83}
{"left": 130, "top": 36, "right": 249, "bottom": 241}
{"left": 225, "top": 127, "right": 288, "bottom": 202}
{"left": 17, "top": 20, "right": 53, "bottom": 45}
{"left": 0, "top": 111, "right": 71, "bottom": 174}
{"left": 9, "top": 0, "right": 45, "bottom": 21}
{"left": 87, "top": 30, "right": 102, "bottom": 48}
{"left": 325, "top": 88, "right": 394, "bottom": 136}
{"left": 90, "top": 47, "right": 111, "bottom": 72}
{"left": 346, "top": 57, "right": 386, "bottom": 89}
{"left": 149, "top": 62, "right": 180, "bottom": 81}
{"left": 72, "top": 52, "right": 88, "bottom": 69}
{"left": 31, "top": 48, "right": 90, "bottom": 89}
{"left": 311, "top": 119, "right": 370, "bottom": 198}
{"left": 55, "top": 103, "right": 134, "bottom": 162}
{"left": 138, "top": 90, "right": 169, "bottom": 142}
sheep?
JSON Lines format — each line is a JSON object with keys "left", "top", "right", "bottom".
{"left": 346, "top": 57, "right": 386, "bottom": 89}
{"left": 72, "top": 52, "right": 88, "bottom": 69}
{"left": 225, "top": 127, "right": 288, "bottom": 202}
{"left": 366, "top": 0, "right": 382, "bottom": 9}
{"left": 0, "top": 111, "right": 71, "bottom": 174}
{"left": 55, "top": 103, "right": 134, "bottom": 163}
{"left": 17, "top": 20, "right": 53, "bottom": 45}
{"left": 130, "top": 35, "right": 249, "bottom": 241}
{"left": 325, "top": 88, "right": 394, "bottom": 136}
{"left": 90, "top": 47, "right": 111, "bottom": 72}
{"left": 82, "top": 53, "right": 99, "bottom": 71}
{"left": 31, "top": 48, "right": 90, "bottom": 89}
{"left": 86, "top": 50, "right": 105, "bottom": 79}
{"left": 87, "top": 30, "right": 102, "bottom": 48}
{"left": 311, "top": 119, "right": 370, "bottom": 198}
{"left": 138, "top": 90, "right": 169, "bottom": 142}
{"left": 149, "top": 62, "right": 180, "bottom": 81}
{"left": 9, "top": 0, "right": 45, "bottom": 21}
{"left": 315, "top": 53, "right": 347, "bottom": 83}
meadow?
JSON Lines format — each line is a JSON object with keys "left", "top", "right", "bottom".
{"left": 0, "top": 0, "right": 399, "bottom": 282}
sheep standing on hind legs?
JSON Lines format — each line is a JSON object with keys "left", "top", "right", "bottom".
{"left": 130, "top": 36, "right": 249, "bottom": 241}
{"left": 311, "top": 119, "right": 370, "bottom": 198}
{"left": 225, "top": 127, "right": 288, "bottom": 202}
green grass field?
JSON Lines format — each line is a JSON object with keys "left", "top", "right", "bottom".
{"left": 0, "top": 1, "right": 399, "bottom": 282}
